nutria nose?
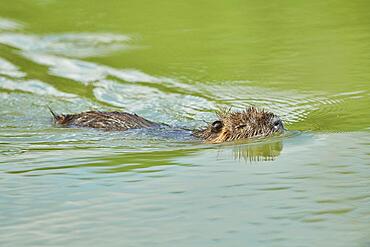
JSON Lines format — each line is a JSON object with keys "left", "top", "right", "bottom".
{"left": 272, "top": 117, "right": 284, "bottom": 132}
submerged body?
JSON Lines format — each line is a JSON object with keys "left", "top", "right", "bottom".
{"left": 50, "top": 107, "right": 284, "bottom": 143}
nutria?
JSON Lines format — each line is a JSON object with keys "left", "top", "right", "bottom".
{"left": 49, "top": 106, "right": 284, "bottom": 143}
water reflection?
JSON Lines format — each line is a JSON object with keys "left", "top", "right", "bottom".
{"left": 5, "top": 147, "right": 198, "bottom": 176}
{"left": 232, "top": 139, "right": 283, "bottom": 162}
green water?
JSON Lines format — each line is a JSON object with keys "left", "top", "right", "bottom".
{"left": 0, "top": 1, "right": 369, "bottom": 246}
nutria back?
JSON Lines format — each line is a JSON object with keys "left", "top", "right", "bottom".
{"left": 51, "top": 111, "right": 160, "bottom": 131}
{"left": 50, "top": 107, "right": 284, "bottom": 143}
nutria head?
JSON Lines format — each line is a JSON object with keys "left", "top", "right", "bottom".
{"left": 193, "top": 107, "right": 284, "bottom": 143}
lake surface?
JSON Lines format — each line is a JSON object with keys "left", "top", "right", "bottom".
{"left": 0, "top": 1, "right": 369, "bottom": 246}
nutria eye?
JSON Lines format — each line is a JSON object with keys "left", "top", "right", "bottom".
{"left": 211, "top": 120, "right": 223, "bottom": 132}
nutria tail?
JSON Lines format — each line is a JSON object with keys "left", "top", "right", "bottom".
{"left": 47, "top": 106, "right": 72, "bottom": 125}
{"left": 47, "top": 106, "right": 62, "bottom": 122}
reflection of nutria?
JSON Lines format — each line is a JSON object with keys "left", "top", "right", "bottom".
{"left": 49, "top": 106, "right": 284, "bottom": 143}
{"left": 233, "top": 141, "right": 283, "bottom": 162}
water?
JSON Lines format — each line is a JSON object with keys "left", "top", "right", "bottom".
{"left": 0, "top": 1, "right": 369, "bottom": 246}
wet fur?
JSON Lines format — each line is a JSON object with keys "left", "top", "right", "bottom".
{"left": 50, "top": 107, "right": 284, "bottom": 143}
{"left": 193, "top": 107, "right": 284, "bottom": 143}
{"left": 51, "top": 110, "right": 159, "bottom": 131}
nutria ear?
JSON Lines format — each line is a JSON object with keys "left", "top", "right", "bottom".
{"left": 211, "top": 120, "right": 223, "bottom": 133}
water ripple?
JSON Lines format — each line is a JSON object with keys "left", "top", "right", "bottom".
{"left": 0, "top": 58, "right": 26, "bottom": 78}
{"left": 22, "top": 52, "right": 174, "bottom": 85}
{"left": 197, "top": 82, "right": 367, "bottom": 129}
{"left": 93, "top": 79, "right": 215, "bottom": 125}
{"left": 0, "top": 17, "right": 23, "bottom": 31}
{"left": 0, "top": 33, "right": 131, "bottom": 58}
{"left": 1, "top": 31, "right": 364, "bottom": 134}
{"left": 0, "top": 76, "right": 75, "bottom": 98}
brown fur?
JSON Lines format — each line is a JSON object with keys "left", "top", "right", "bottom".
{"left": 51, "top": 111, "right": 159, "bottom": 131}
{"left": 50, "top": 107, "right": 284, "bottom": 143}
{"left": 192, "top": 107, "right": 284, "bottom": 143}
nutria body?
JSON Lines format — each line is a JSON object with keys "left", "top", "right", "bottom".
{"left": 50, "top": 107, "right": 284, "bottom": 143}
